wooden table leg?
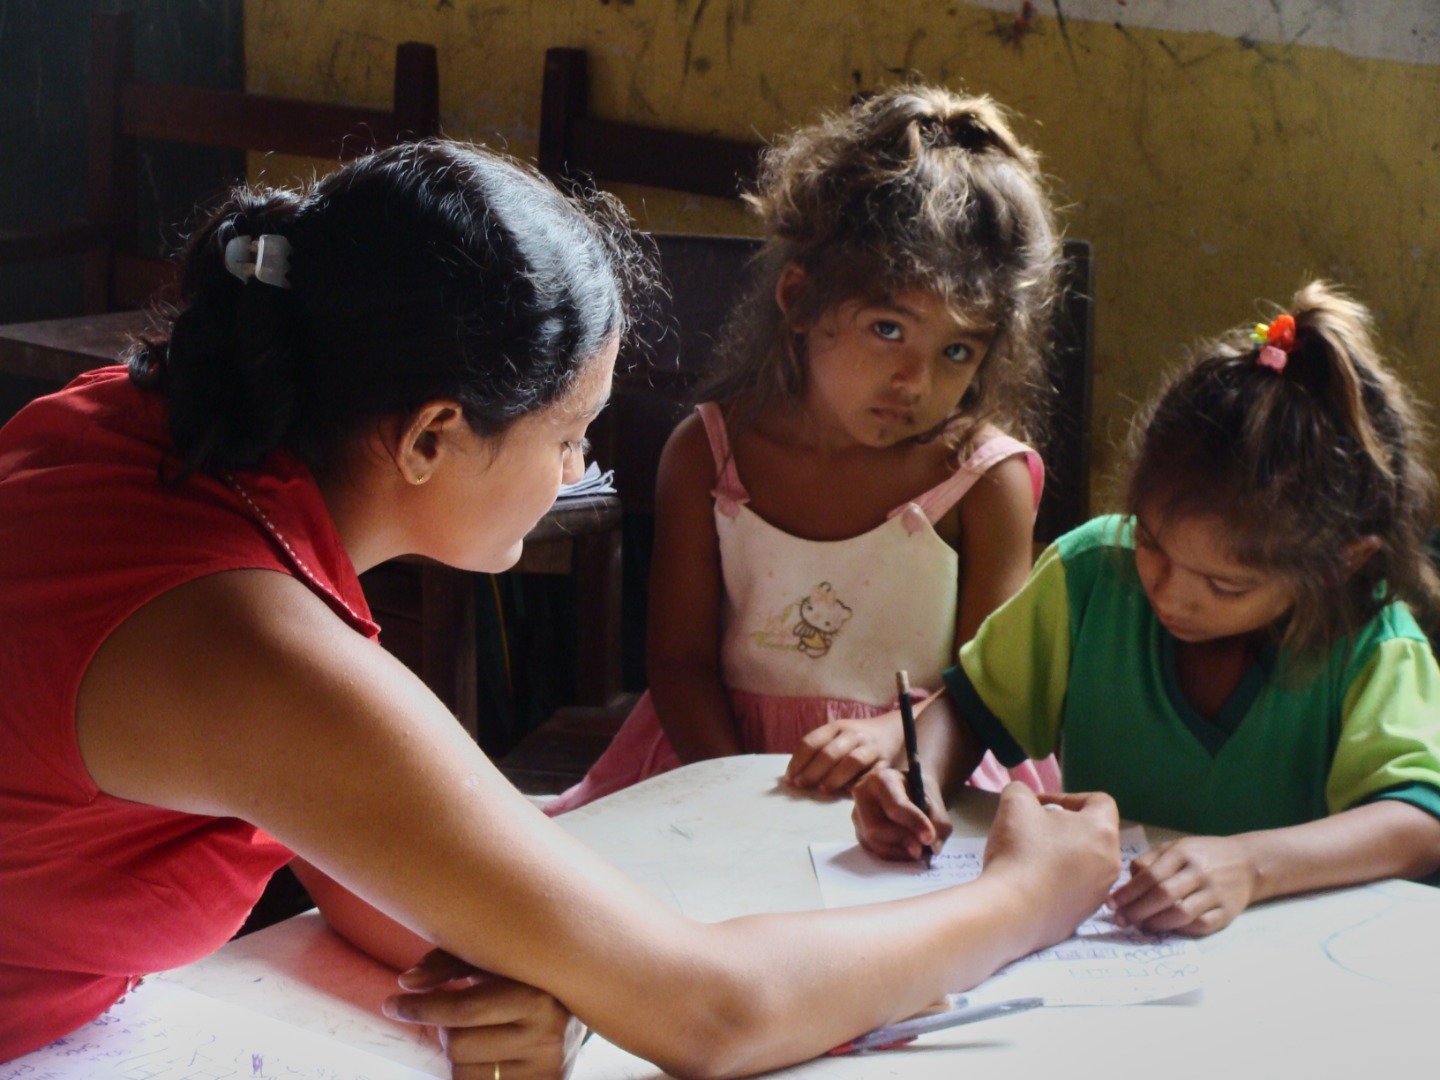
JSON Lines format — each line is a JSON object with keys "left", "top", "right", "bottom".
{"left": 572, "top": 526, "right": 622, "bottom": 707}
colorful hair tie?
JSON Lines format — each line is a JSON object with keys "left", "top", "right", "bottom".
{"left": 1249, "top": 313, "right": 1296, "bottom": 373}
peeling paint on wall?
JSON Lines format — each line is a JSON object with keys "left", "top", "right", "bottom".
{"left": 244, "top": 0, "right": 1440, "bottom": 497}
{"left": 963, "top": 0, "right": 1440, "bottom": 66}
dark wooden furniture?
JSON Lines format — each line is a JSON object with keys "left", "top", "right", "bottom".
{"left": 1035, "top": 238, "right": 1095, "bottom": 544}
{"left": 499, "top": 233, "right": 762, "bottom": 793}
{"left": 539, "top": 47, "right": 762, "bottom": 201}
{"left": 0, "top": 8, "right": 438, "bottom": 314}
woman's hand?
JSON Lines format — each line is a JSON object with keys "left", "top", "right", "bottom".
{"left": 1107, "top": 835, "right": 1257, "bottom": 937}
{"left": 786, "top": 712, "right": 907, "bottom": 793}
{"left": 850, "top": 764, "right": 952, "bottom": 860}
{"left": 981, "top": 789, "right": 1122, "bottom": 951}
{"left": 384, "top": 950, "right": 587, "bottom": 1080}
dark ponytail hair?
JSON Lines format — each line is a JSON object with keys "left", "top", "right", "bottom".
{"left": 131, "top": 140, "right": 651, "bottom": 480}
{"left": 1126, "top": 280, "right": 1440, "bottom": 660}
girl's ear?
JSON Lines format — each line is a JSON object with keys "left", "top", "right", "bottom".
{"left": 392, "top": 400, "right": 465, "bottom": 486}
{"left": 1341, "top": 535, "right": 1383, "bottom": 577}
{"left": 775, "top": 262, "right": 808, "bottom": 322}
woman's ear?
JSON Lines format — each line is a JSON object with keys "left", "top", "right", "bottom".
{"left": 1341, "top": 535, "right": 1383, "bottom": 577}
{"left": 392, "top": 400, "right": 465, "bottom": 486}
{"left": 775, "top": 262, "right": 808, "bottom": 323}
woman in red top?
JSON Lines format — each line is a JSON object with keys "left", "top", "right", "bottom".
{"left": 0, "top": 138, "right": 1120, "bottom": 1077}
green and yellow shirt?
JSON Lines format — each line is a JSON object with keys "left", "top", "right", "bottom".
{"left": 945, "top": 515, "right": 1440, "bottom": 834}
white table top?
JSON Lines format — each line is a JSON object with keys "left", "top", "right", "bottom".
{"left": 148, "top": 755, "right": 1440, "bottom": 1077}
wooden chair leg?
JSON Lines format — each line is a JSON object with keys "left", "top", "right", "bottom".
{"left": 420, "top": 563, "right": 479, "bottom": 739}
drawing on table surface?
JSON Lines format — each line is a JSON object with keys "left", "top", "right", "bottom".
{"left": 809, "top": 825, "right": 1203, "bottom": 1006}
{"left": 1320, "top": 884, "right": 1440, "bottom": 995}
{"left": 3, "top": 978, "right": 441, "bottom": 1080}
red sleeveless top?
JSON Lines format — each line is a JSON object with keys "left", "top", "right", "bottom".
{"left": 0, "top": 368, "right": 379, "bottom": 1059}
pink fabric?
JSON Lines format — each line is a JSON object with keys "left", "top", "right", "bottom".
{"left": 0, "top": 368, "right": 378, "bottom": 1059}
{"left": 545, "top": 405, "right": 1061, "bottom": 816}
{"left": 545, "top": 687, "right": 1058, "bottom": 814}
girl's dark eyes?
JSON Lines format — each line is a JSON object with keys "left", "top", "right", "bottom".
{"left": 563, "top": 437, "right": 590, "bottom": 458}
{"left": 872, "top": 320, "right": 977, "bottom": 363}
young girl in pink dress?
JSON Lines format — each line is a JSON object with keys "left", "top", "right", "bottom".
{"left": 546, "top": 83, "right": 1065, "bottom": 814}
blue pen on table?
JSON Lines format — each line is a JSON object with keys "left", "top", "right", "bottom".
{"left": 828, "top": 996, "right": 1044, "bottom": 1055}
{"left": 896, "top": 669, "right": 933, "bottom": 867}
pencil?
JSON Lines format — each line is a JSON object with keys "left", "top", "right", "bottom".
{"left": 896, "top": 670, "right": 934, "bottom": 867}
{"left": 828, "top": 996, "right": 1044, "bottom": 1054}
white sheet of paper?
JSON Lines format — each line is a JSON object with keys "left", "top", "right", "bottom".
{"left": 4, "top": 978, "right": 440, "bottom": 1080}
{"left": 810, "top": 825, "right": 1202, "bottom": 1006}
{"left": 557, "top": 460, "right": 617, "bottom": 498}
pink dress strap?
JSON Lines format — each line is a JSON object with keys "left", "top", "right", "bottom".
{"left": 898, "top": 432, "right": 1044, "bottom": 525}
{"left": 695, "top": 402, "right": 750, "bottom": 513}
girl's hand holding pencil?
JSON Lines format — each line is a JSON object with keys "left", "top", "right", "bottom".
{"left": 850, "top": 763, "right": 953, "bottom": 862}
{"left": 853, "top": 777, "right": 1123, "bottom": 952}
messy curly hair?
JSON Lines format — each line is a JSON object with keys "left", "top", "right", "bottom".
{"left": 700, "top": 82, "right": 1061, "bottom": 448}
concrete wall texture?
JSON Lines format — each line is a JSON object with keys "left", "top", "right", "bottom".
{"left": 245, "top": 0, "right": 1439, "bottom": 500}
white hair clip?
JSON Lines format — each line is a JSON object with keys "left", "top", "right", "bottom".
{"left": 223, "top": 234, "right": 292, "bottom": 289}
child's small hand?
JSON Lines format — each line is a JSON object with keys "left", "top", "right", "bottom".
{"left": 384, "top": 948, "right": 586, "bottom": 1079}
{"left": 850, "top": 765, "right": 952, "bottom": 861}
{"left": 785, "top": 713, "right": 905, "bottom": 793}
{"left": 1107, "top": 835, "right": 1257, "bottom": 937}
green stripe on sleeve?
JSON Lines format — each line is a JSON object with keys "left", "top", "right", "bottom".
{"left": 944, "top": 662, "right": 1029, "bottom": 768}
{"left": 950, "top": 542, "right": 1073, "bottom": 763}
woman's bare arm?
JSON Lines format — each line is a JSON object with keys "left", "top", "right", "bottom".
{"left": 76, "top": 568, "right": 1118, "bottom": 1078}
{"left": 290, "top": 858, "right": 430, "bottom": 971}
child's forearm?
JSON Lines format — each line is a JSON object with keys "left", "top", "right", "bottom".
{"left": 1236, "top": 800, "right": 1440, "bottom": 903}
{"left": 647, "top": 659, "right": 745, "bottom": 762}
{"left": 914, "top": 690, "right": 985, "bottom": 802}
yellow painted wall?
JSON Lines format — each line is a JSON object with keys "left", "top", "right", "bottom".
{"left": 245, "top": 1, "right": 1439, "bottom": 503}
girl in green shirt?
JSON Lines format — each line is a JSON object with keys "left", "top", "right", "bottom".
{"left": 853, "top": 280, "right": 1440, "bottom": 936}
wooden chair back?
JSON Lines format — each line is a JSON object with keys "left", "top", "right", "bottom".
{"left": 593, "top": 233, "right": 761, "bottom": 517}
{"left": 1036, "top": 238, "right": 1095, "bottom": 544}
{"left": 0, "top": 8, "right": 438, "bottom": 314}
{"left": 539, "top": 46, "right": 761, "bottom": 200}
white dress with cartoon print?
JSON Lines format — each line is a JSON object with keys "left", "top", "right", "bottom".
{"left": 544, "top": 403, "right": 1061, "bottom": 814}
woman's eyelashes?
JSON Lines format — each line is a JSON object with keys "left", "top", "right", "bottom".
{"left": 563, "top": 437, "right": 590, "bottom": 459}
